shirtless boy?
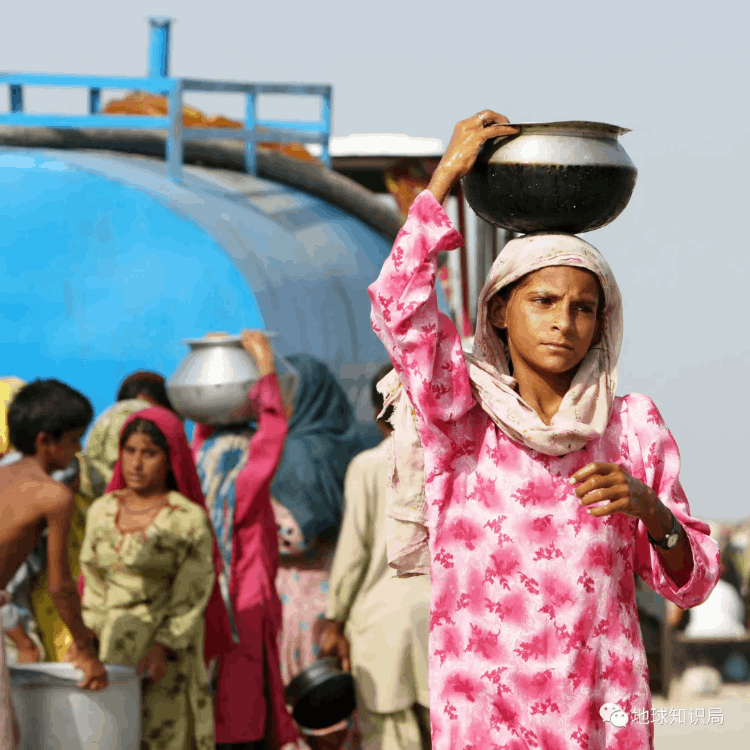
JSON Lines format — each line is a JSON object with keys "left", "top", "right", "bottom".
{"left": 0, "top": 379, "right": 107, "bottom": 691}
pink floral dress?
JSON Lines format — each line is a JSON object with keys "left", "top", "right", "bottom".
{"left": 368, "top": 192, "right": 721, "bottom": 750}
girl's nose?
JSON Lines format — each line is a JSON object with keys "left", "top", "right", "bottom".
{"left": 553, "top": 305, "right": 574, "bottom": 332}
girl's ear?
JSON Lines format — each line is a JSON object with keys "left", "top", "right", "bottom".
{"left": 487, "top": 294, "right": 508, "bottom": 330}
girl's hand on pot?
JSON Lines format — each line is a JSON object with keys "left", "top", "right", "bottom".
{"left": 427, "top": 111, "right": 519, "bottom": 204}
{"left": 570, "top": 462, "right": 657, "bottom": 520}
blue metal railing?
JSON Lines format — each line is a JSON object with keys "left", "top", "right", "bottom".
{"left": 0, "top": 17, "right": 332, "bottom": 182}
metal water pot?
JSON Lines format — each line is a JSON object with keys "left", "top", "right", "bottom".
{"left": 166, "top": 334, "right": 299, "bottom": 426}
{"left": 462, "top": 121, "right": 637, "bottom": 234}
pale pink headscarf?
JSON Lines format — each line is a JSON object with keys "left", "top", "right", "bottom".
{"left": 379, "top": 232, "right": 624, "bottom": 576}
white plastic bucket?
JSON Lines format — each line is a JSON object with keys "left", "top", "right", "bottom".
{"left": 10, "top": 663, "right": 140, "bottom": 750}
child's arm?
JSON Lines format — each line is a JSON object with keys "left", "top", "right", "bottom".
{"left": 368, "top": 192, "right": 476, "bottom": 429}
{"left": 369, "top": 112, "right": 517, "bottom": 432}
{"left": 44, "top": 483, "right": 107, "bottom": 689}
{"left": 4, "top": 622, "right": 41, "bottom": 663}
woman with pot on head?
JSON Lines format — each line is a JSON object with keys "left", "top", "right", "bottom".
{"left": 78, "top": 405, "right": 234, "bottom": 750}
{"left": 191, "top": 337, "right": 367, "bottom": 750}
{"left": 191, "top": 331, "right": 299, "bottom": 750}
{"left": 369, "top": 110, "right": 721, "bottom": 750}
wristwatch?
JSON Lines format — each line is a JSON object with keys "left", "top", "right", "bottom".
{"left": 647, "top": 510, "right": 682, "bottom": 550}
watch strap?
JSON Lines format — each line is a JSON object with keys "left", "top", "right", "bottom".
{"left": 647, "top": 509, "right": 681, "bottom": 549}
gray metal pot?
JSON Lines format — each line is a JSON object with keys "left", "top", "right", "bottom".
{"left": 166, "top": 333, "right": 299, "bottom": 426}
{"left": 462, "top": 121, "right": 637, "bottom": 234}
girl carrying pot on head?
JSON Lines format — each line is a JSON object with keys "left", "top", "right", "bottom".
{"left": 368, "top": 110, "right": 721, "bottom": 750}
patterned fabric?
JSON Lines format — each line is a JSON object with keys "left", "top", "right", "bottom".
{"left": 376, "top": 193, "right": 625, "bottom": 576}
{"left": 195, "top": 430, "right": 254, "bottom": 642}
{"left": 80, "top": 492, "right": 216, "bottom": 750}
{"left": 273, "top": 498, "right": 308, "bottom": 556}
{"left": 79, "top": 399, "right": 152, "bottom": 499}
{"left": 368, "top": 190, "right": 721, "bottom": 750}
{"left": 105, "top": 406, "right": 236, "bottom": 663}
{"left": 271, "top": 355, "right": 367, "bottom": 546}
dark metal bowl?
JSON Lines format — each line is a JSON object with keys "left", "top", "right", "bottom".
{"left": 462, "top": 121, "right": 637, "bottom": 234}
{"left": 284, "top": 657, "right": 356, "bottom": 730}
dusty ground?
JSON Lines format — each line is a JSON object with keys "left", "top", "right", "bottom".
{"left": 650, "top": 683, "right": 750, "bottom": 749}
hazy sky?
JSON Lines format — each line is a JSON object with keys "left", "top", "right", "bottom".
{"left": 1, "top": 0, "right": 748, "bottom": 520}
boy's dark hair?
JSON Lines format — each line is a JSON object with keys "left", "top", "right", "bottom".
{"left": 120, "top": 418, "right": 178, "bottom": 490}
{"left": 371, "top": 363, "right": 395, "bottom": 425}
{"left": 116, "top": 371, "right": 173, "bottom": 411}
{"left": 8, "top": 379, "right": 94, "bottom": 455}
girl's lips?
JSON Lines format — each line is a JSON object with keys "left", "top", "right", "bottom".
{"left": 543, "top": 343, "right": 573, "bottom": 350}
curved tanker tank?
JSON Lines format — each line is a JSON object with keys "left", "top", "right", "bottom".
{"left": 0, "top": 129, "right": 450, "bottom": 427}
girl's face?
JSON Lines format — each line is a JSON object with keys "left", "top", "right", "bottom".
{"left": 488, "top": 266, "right": 603, "bottom": 377}
{"left": 121, "top": 431, "right": 169, "bottom": 495}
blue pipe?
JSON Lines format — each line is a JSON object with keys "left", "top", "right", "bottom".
{"left": 148, "top": 17, "right": 172, "bottom": 79}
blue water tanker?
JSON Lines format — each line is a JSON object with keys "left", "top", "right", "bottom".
{"left": 0, "top": 18, "right": 448, "bottom": 425}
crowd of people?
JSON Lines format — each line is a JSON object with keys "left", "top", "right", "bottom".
{"left": 0, "top": 332, "right": 431, "bottom": 750}
{"left": 0, "top": 108, "right": 740, "bottom": 750}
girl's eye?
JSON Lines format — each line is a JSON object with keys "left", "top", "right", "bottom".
{"left": 577, "top": 305, "right": 596, "bottom": 314}
{"left": 533, "top": 297, "right": 553, "bottom": 305}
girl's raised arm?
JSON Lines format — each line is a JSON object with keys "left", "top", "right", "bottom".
{"left": 233, "top": 372, "right": 288, "bottom": 524}
{"left": 369, "top": 111, "right": 518, "bottom": 428}
{"left": 368, "top": 192, "right": 473, "bottom": 426}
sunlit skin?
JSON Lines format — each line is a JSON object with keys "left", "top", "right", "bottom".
{"left": 120, "top": 432, "right": 170, "bottom": 502}
{"left": 2, "top": 426, "right": 85, "bottom": 668}
{"left": 39, "top": 427, "right": 85, "bottom": 474}
{"left": 426, "top": 108, "right": 693, "bottom": 585}
{"left": 487, "top": 266, "right": 602, "bottom": 424}
{"left": 116, "top": 431, "right": 174, "bottom": 684}
{"left": 0, "top": 425, "right": 108, "bottom": 691}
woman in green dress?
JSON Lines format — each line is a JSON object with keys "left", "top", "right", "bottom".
{"left": 79, "top": 406, "right": 234, "bottom": 750}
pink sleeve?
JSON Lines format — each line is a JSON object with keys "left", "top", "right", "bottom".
{"left": 233, "top": 373, "right": 288, "bottom": 526}
{"left": 368, "top": 190, "right": 477, "bottom": 430}
{"left": 626, "top": 394, "right": 721, "bottom": 609}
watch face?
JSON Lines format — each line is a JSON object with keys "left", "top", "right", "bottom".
{"left": 666, "top": 533, "right": 679, "bottom": 549}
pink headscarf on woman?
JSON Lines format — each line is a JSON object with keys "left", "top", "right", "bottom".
{"left": 102, "top": 406, "right": 236, "bottom": 662}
